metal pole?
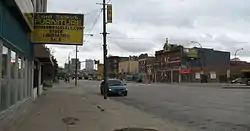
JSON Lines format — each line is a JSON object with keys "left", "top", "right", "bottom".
{"left": 68, "top": 55, "right": 70, "bottom": 73}
{"left": 102, "top": 0, "right": 108, "bottom": 99}
{"left": 75, "top": 45, "right": 78, "bottom": 86}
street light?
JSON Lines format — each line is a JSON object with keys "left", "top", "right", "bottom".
{"left": 190, "top": 40, "right": 202, "bottom": 48}
{"left": 234, "top": 48, "right": 243, "bottom": 61}
{"left": 190, "top": 41, "right": 203, "bottom": 83}
{"left": 73, "top": 33, "right": 94, "bottom": 86}
{"left": 234, "top": 48, "right": 243, "bottom": 64}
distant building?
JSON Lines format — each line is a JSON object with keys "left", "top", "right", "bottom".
{"left": 70, "top": 58, "right": 81, "bottom": 73}
{"left": 107, "top": 56, "right": 129, "bottom": 78}
{"left": 85, "top": 59, "right": 94, "bottom": 71}
{"left": 138, "top": 53, "right": 155, "bottom": 82}
{"left": 230, "top": 58, "right": 250, "bottom": 79}
{"left": 119, "top": 60, "right": 139, "bottom": 74}
{"left": 154, "top": 38, "right": 230, "bottom": 83}
{"left": 64, "top": 63, "right": 69, "bottom": 71}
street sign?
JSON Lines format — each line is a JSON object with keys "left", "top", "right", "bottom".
{"left": 107, "top": 4, "right": 112, "bottom": 23}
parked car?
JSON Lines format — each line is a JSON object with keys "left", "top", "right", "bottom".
{"left": 100, "top": 79, "right": 128, "bottom": 96}
{"left": 231, "top": 78, "right": 242, "bottom": 84}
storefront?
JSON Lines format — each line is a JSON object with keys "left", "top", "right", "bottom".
{"left": 180, "top": 69, "right": 195, "bottom": 82}
{"left": 0, "top": 1, "right": 35, "bottom": 130}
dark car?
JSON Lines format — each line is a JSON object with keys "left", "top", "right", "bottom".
{"left": 100, "top": 79, "right": 128, "bottom": 96}
{"left": 231, "top": 78, "right": 242, "bottom": 84}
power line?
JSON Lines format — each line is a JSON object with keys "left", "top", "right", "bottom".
{"left": 86, "top": 9, "right": 102, "bottom": 34}
{"left": 85, "top": 9, "right": 102, "bottom": 40}
{"left": 85, "top": 9, "right": 101, "bottom": 16}
{"left": 91, "top": 35, "right": 155, "bottom": 40}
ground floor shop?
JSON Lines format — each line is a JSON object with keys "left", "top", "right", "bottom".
{"left": 155, "top": 69, "right": 181, "bottom": 83}
{"left": 0, "top": 2, "right": 44, "bottom": 130}
{"left": 179, "top": 67, "right": 229, "bottom": 83}
{"left": 0, "top": 39, "right": 35, "bottom": 130}
{"left": 154, "top": 66, "right": 229, "bottom": 83}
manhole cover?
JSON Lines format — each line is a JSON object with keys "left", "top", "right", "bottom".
{"left": 114, "top": 127, "right": 158, "bottom": 131}
{"left": 62, "top": 117, "right": 80, "bottom": 125}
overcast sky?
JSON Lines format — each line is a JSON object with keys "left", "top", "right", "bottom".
{"left": 47, "top": 0, "right": 250, "bottom": 67}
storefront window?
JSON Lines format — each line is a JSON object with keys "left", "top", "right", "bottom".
{"left": 18, "top": 57, "right": 22, "bottom": 100}
{"left": 18, "top": 57, "right": 22, "bottom": 78}
{"left": 11, "top": 51, "right": 16, "bottom": 78}
{"left": 1, "top": 46, "right": 8, "bottom": 111}
{"left": 2, "top": 46, "right": 8, "bottom": 78}
{"left": 10, "top": 51, "right": 16, "bottom": 105}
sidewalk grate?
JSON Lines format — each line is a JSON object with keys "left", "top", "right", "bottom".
{"left": 114, "top": 127, "right": 158, "bottom": 131}
{"left": 62, "top": 117, "right": 80, "bottom": 125}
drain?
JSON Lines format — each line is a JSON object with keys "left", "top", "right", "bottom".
{"left": 114, "top": 127, "right": 158, "bottom": 131}
{"left": 62, "top": 117, "right": 80, "bottom": 125}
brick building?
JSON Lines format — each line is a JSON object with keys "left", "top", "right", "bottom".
{"left": 154, "top": 38, "right": 230, "bottom": 83}
{"left": 154, "top": 44, "right": 182, "bottom": 83}
{"left": 107, "top": 56, "right": 128, "bottom": 78}
{"left": 181, "top": 48, "right": 230, "bottom": 83}
{"left": 138, "top": 54, "right": 154, "bottom": 82}
{"left": 230, "top": 60, "right": 250, "bottom": 80}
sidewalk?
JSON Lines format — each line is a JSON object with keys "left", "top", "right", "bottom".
{"left": 9, "top": 82, "right": 189, "bottom": 131}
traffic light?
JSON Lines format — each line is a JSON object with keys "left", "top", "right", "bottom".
{"left": 94, "top": 60, "right": 100, "bottom": 65}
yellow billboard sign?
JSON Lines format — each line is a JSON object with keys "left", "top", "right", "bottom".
{"left": 98, "top": 64, "right": 104, "bottom": 75}
{"left": 32, "top": 13, "right": 84, "bottom": 45}
{"left": 107, "top": 4, "right": 112, "bottom": 23}
{"left": 188, "top": 48, "right": 198, "bottom": 58}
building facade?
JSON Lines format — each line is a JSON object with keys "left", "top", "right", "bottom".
{"left": 85, "top": 59, "right": 94, "bottom": 71}
{"left": 181, "top": 48, "right": 230, "bottom": 83}
{"left": 0, "top": 0, "right": 34, "bottom": 129}
{"left": 154, "top": 46, "right": 182, "bottom": 83}
{"left": 138, "top": 53, "right": 154, "bottom": 83}
{"left": 119, "top": 60, "right": 139, "bottom": 74}
{"left": 154, "top": 39, "right": 230, "bottom": 83}
{"left": 69, "top": 58, "right": 81, "bottom": 74}
{"left": 107, "top": 56, "right": 128, "bottom": 78}
{"left": 0, "top": 1, "right": 52, "bottom": 130}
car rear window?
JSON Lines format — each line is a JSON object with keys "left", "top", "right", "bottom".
{"left": 108, "top": 80, "right": 123, "bottom": 86}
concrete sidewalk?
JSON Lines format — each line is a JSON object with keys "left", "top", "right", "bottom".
{"left": 9, "top": 82, "right": 188, "bottom": 131}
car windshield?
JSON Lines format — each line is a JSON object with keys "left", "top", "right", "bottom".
{"left": 108, "top": 80, "right": 123, "bottom": 86}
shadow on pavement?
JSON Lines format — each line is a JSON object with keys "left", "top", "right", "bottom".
{"left": 222, "top": 87, "right": 250, "bottom": 89}
{"left": 114, "top": 127, "right": 158, "bottom": 131}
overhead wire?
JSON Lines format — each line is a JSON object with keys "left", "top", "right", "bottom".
{"left": 87, "top": 9, "right": 102, "bottom": 35}
{"left": 84, "top": 9, "right": 103, "bottom": 42}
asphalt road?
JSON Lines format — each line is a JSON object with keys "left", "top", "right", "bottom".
{"left": 79, "top": 80, "right": 250, "bottom": 131}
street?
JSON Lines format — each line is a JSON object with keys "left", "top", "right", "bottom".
{"left": 82, "top": 80, "right": 250, "bottom": 131}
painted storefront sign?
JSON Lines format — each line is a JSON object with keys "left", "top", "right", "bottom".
{"left": 32, "top": 13, "right": 84, "bottom": 45}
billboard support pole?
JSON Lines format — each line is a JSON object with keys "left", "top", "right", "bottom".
{"left": 102, "top": 0, "right": 108, "bottom": 99}
{"left": 75, "top": 45, "right": 78, "bottom": 86}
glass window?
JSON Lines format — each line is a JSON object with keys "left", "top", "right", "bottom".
{"left": 1, "top": 46, "right": 9, "bottom": 111}
{"left": 10, "top": 51, "right": 17, "bottom": 105}
{"left": 10, "top": 51, "right": 16, "bottom": 78}
{"left": 18, "top": 57, "right": 22, "bottom": 78}
{"left": 2, "top": 46, "right": 8, "bottom": 78}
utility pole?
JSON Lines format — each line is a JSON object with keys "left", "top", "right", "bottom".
{"left": 102, "top": 0, "right": 108, "bottom": 99}
{"left": 75, "top": 45, "right": 78, "bottom": 86}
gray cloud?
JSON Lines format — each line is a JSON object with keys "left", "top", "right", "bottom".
{"left": 47, "top": 0, "right": 250, "bottom": 66}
